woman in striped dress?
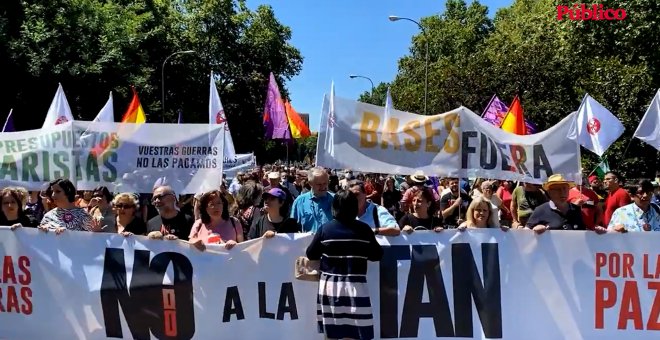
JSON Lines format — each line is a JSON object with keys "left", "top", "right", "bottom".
{"left": 306, "top": 190, "right": 383, "bottom": 340}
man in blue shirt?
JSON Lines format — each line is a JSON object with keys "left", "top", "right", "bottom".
{"left": 348, "top": 180, "right": 400, "bottom": 236}
{"left": 290, "top": 167, "right": 334, "bottom": 232}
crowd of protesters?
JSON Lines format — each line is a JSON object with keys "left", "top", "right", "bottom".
{"left": 2, "top": 164, "right": 660, "bottom": 340}
{"left": 2, "top": 165, "right": 660, "bottom": 241}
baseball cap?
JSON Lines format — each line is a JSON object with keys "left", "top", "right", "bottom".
{"left": 263, "top": 188, "right": 286, "bottom": 200}
{"left": 268, "top": 171, "right": 280, "bottom": 179}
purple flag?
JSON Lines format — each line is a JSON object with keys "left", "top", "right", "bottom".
{"left": 2, "top": 109, "right": 14, "bottom": 132}
{"left": 482, "top": 95, "right": 537, "bottom": 134}
{"left": 263, "top": 72, "right": 292, "bottom": 140}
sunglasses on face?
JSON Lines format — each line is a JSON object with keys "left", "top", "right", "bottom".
{"left": 114, "top": 203, "right": 135, "bottom": 209}
{"left": 152, "top": 193, "right": 172, "bottom": 202}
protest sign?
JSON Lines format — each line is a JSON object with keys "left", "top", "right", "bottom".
{"left": 1, "top": 228, "right": 658, "bottom": 339}
{"left": 316, "top": 96, "right": 581, "bottom": 184}
{"left": 0, "top": 122, "right": 225, "bottom": 193}
{"left": 223, "top": 153, "right": 256, "bottom": 178}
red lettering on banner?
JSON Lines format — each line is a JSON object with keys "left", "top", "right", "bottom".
{"left": 2, "top": 256, "right": 16, "bottom": 284}
{"left": 0, "top": 255, "right": 33, "bottom": 315}
{"left": 595, "top": 279, "right": 616, "bottom": 329}
{"left": 18, "top": 256, "right": 31, "bottom": 285}
{"left": 594, "top": 252, "right": 660, "bottom": 331}
{"left": 162, "top": 288, "right": 177, "bottom": 337}
{"left": 644, "top": 254, "right": 660, "bottom": 279}
{"left": 595, "top": 252, "right": 606, "bottom": 277}
{"left": 618, "top": 281, "right": 643, "bottom": 330}
{"left": 647, "top": 282, "right": 660, "bottom": 331}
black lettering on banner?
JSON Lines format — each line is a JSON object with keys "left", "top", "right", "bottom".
{"left": 100, "top": 248, "right": 195, "bottom": 340}
{"left": 400, "top": 245, "right": 454, "bottom": 338}
{"left": 533, "top": 145, "right": 553, "bottom": 178}
{"left": 379, "top": 243, "right": 503, "bottom": 339}
{"left": 495, "top": 142, "right": 512, "bottom": 172}
{"left": 461, "top": 131, "right": 478, "bottom": 169}
{"left": 223, "top": 286, "right": 245, "bottom": 322}
{"left": 276, "top": 282, "right": 299, "bottom": 320}
{"left": 480, "top": 134, "right": 497, "bottom": 170}
{"left": 452, "top": 243, "right": 502, "bottom": 338}
{"left": 379, "top": 245, "right": 410, "bottom": 338}
{"left": 258, "top": 281, "right": 275, "bottom": 319}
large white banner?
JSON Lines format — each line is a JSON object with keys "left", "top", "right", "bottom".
{"left": 316, "top": 96, "right": 581, "bottom": 184}
{"left": 0, "top": 122, "right": 225, "bottom": 193}
{"left": 1, "top": 227, "right": 658, "bottom": 339}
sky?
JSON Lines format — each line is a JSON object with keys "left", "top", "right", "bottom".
{"left": 246, "top": 0, "right": 512, "bottom": 131}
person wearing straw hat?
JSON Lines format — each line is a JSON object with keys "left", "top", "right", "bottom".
{"left": 400, "top": 171, "right": 439, "bottom": 213}
{"left": 526, "top": 174, "right": 606, "bottom": 234}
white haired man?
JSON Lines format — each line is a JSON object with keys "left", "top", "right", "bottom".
{"left": 290, "top": 167, "right": 334, "bottom": 233}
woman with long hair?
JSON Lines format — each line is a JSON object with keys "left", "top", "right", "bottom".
{"left": 496, "top": 180, "right": 515, "bottom": 227}
{"left": 234, "top": 180, "right": 263, "bottom": 240}
{"left": 399, "top": 189, "right": 443, "bottom": 233}
{"left": 306, "top": 190, "right": 383, "bottom": 340}
{"left": 248, "top": 188, "right": 300, "bottom": 239}
{"left": 2, "top": 187, "right": 35, "bottom": 228}
{"left": 458, "top": 196, "right": 504, "bottom": 230}
{"left": 381, "top": 177, "right": 402, "bottom": 220}
{"left": 39, "top": 178, "right": 93, "bottom": 234}
{"left": 189, "top": 190, "right": 243, "bottom": 251}
{"left": 112, "top": 193, "right": 147, "bottom": 236}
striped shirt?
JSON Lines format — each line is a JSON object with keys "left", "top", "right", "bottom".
{"left": 306, "top": 219, "right": 383, "bottom": 276}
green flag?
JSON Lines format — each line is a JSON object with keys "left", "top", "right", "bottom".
{"left": 594, "top": 159, "right": 610, "bottom": 179}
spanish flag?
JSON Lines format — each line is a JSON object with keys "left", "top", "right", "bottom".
{"left": 285, "top": 101, "right": 311, "bottom": 138}
{"left": 499, "top": 95, "right": 527, "bottom": 135}
{"left": 121, "top": 87, "right": 147, "bottom": 123}
{"left": 90, "top": 87, "right": 146, "bottom": 157}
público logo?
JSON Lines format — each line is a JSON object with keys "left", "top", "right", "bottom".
{"left": 557, "top": 4, "right": 627, "bottom": 21}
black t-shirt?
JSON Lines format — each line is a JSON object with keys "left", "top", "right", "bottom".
{"left": 1, "top": 214, "right": 36, "bottom": 228}
{"left": 398, "top": 213, "right": 440, "bottom": 230}
{"left": 382, "top": 190, "right": 402, "bottom": 211}
{"left": 440, "top": 191, "right": 471, "bottom": 228}
{"left": 248, "top": 215, "right": 301, "bottom": 239}
{"left": 123, "top": 218, "right": 148, "bottom": 235}
{"left": 147, "top": 212, "right": 194, "bottom": 240}
{"left": 525, "top": 202, "right": 586, "bottom": 230}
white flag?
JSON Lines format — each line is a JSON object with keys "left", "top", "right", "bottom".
{"left": 93, "top": 92, "right": 114, "bottom": 123}
{"left": 570, "top": 94, "right": 624, "bottom": 157}
{"left": 80, "top": 92, "right": 114, "bottom": 142}
{"left": 384, "top": 87, "right": 394, "bottom": 119}
{"left": 42, "top": 83, "right": 75, "bottom": 128}
{"left": 209, "top": 72, "right": 236, "bottom": 161}
{"left": 633, "top": 89, "right": 660, "bottom": 151}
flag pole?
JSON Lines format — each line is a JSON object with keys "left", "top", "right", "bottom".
{"left": 2, "top": 108, "right": 13, "bottom": 132}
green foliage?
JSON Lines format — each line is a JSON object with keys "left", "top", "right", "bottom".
{"left": 389, "top": 0, "right": 660, "bottom": 178}
{"left": 0, "top": 0, "right": 302, "bottom": 158}
{"left": 357, "top": 82, "right": 390, "bottom": 106}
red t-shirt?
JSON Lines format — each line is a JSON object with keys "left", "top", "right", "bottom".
{"left": 567, "top": 187, "right": 600, "bottom": 230}
{"left": 603, "top": 187, "right": 632, "bottom": 226}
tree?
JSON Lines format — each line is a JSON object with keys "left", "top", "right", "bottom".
{"left": 0, "top": 0, "right": 302, "bottom": 157}
{"left": 386, "top": 0, "right": 660, "bottom": 179}
{"left": 357, "top": 82, "right": 390, "bottom": 106}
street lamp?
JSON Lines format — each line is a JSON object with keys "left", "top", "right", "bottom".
{"left": 349, "top": 74, "right": 375, "bottom": 97}
{"left": 162, "top": 50, "right": 196, "bottom": 122}
{"left": 389, "top": 15, "right": 429, "bottom": 115}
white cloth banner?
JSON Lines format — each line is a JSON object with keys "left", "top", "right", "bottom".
{"left": 1, "top": 227, "right": 659, "bottom": 339}
{"left": 316, "top": 96, "right": 581, "bottom": 184}
{"left": 223, "top": 153, "right": 256, "bottom": 178}
{"left": 0, "top": 122, "right": 225, "bottom": 193}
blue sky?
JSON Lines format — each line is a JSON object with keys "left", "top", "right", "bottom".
{"left": 246, "top": 0, "right": 512, "bottom": 131}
